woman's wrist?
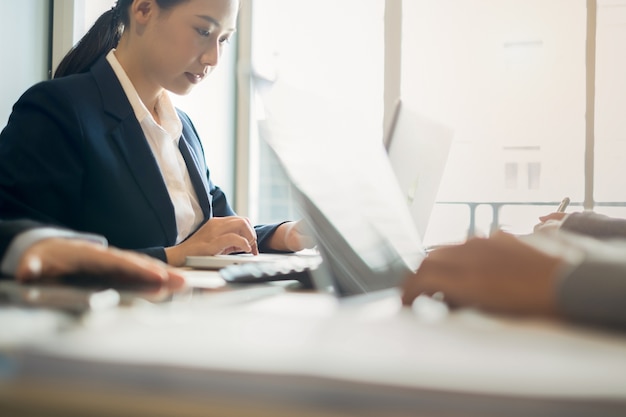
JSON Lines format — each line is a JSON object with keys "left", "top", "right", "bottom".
{"left": 164, "top": 246, "right": 184, "bottom": 267}
{"left": 267, "top": 222, "right": 293, "bottom": 252}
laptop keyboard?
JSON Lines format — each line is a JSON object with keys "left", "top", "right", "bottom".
{"left": 219, "top": 255, "right": 322, "bottom": 288}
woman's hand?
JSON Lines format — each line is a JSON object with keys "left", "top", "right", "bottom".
{"left": 16, "top": 238, "right": 185, "bottom": 288}
{"left": 269, "top": 220, "right": 317, "bottom": 252}
{"left": 401, "top": 231, "right": 564, "bottom": 316}
{"left": 534, "top": 212, "right": 569, "bottom": 233}
{"left": 165, "top": 216, "right": 258, "bottom": 266}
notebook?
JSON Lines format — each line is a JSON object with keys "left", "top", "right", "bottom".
{"left": 185, "top": 253, "right": 317, "bottom": 270}
{"left": 384, "top": 100, "right": 453, "bottom": 241}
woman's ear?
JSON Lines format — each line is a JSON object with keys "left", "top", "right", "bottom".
{"left": 130, "top": 0, "right": 156, "bottom": 25}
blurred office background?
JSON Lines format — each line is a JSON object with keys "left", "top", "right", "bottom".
{"left": 2, "top": 0, "right": 625, "bottom": 247}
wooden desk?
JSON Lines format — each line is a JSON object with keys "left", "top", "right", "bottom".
{"left": 1, "top": 269, "right": 626, "bottom": 416}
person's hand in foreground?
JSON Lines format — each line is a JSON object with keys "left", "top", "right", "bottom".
{"left": 401, "top": 231, "right": 565, "bottom": 316}
{"left": 16, "top": 238, "right": 185, "bottom": 288}
{"left": 534, "top": 211, "right": 569, "bottom": 233}
{"left": 165, "top": 216, "right": 259, "bottom": 267}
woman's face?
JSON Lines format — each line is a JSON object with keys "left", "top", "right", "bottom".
{"left": 137, "top": 0, "right": 239, "bottom": 95}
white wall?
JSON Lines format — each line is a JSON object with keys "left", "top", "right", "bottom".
{"left": 0, "top": 0, "right": 50, "bottom": 126}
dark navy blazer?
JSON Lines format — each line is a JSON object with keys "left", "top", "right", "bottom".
{"left": 0, "top": 56, "right": 282, "bottom": 261}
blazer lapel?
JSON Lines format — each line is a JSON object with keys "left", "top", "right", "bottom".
{"left": 92, "top": 57, "right": 178, "bottom": 244}
{"left": 110, "top": 120, "right": 178, "bottom": 244}
{"left": 178, "top": 135, "right": 212, "bottom": 219}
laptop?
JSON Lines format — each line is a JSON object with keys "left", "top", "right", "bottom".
{"left": 384, "top": 100, "right": 453, "bottom": 241}
{"left": 254, "top": 89, "right": 437, "bottom": 299}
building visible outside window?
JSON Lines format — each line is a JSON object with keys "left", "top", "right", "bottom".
{"left": 403, "top": 0, "right": 590, "bottom": 243}
{"left": 505, "top": 162, "right": 518, "bottom": 189}
{"left": 247, "top": 0, "right": 626, "bottom": 245}
{"left": 527, "top": 162, "right": 541, "bottom": 190}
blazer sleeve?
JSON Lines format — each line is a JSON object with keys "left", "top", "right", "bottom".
{"left": 0, "top": 81, "right": 84, "bottom": 226}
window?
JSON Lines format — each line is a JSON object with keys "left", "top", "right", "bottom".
{"left": 246, "top": 0, "right": 386, "bottom": 224}
{"left": 402, "top": 0, "right": 595, "bottom": 243}
{"left": 594, "top": 0, "right": 626, "bottom": 218}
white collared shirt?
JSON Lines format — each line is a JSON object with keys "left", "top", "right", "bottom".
{"left": 106, "top": 50, "right": 204, "bottom": 244}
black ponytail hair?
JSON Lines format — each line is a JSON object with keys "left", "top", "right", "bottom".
{"left": 53, "top": 0, "right": 190, "bottom": 79}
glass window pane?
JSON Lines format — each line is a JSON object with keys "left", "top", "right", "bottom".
{"left": 402, "top": 0, "right": 587, "bottom": 245}
{"left": 1, "top": 0, "right": 49, "bottom": 124}
{"left": 249, "top": 0, "right": 385, "bottom": 224}
{"left": 594, "top": 0, "right": 626, "bottom": 211}
{"left": 504, "top": 162, "right": 518, "bottom": 189}
{"left": 528, "top": 162, "right": 541, "bottom": 190}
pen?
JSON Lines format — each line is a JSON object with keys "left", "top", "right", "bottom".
{"left": 557, "top": 197, "right": 570, "bottom": 213}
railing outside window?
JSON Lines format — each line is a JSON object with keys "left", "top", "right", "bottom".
{"left": 434, "top": 200, "right": 626, "bottom": 241}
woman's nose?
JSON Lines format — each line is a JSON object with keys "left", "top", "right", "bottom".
{"left": 201, "top": 42, "right": 221, "bottom": 68}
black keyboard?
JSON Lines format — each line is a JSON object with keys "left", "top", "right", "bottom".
{"left": 219, "top": 255, "right": 321, "bottom": 289}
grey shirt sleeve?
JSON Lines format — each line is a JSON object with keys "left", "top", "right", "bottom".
{"left": 0, "top": 228, "right": 107, "bottom": 277}
{"left": 523, "top": 231, "right": 626, "bottom": 328}
{"left": 561, "top": 211, "right": 626, "bottom": 240}
{"left": 558, "top": 258, "right": 626, "bottom": 328}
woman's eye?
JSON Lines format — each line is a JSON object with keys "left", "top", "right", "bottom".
{"left": 196, "top": 28, "right": 211, "bottom": 37}
{"left": 219, "top": 36, "right": 231, "bottom": 45}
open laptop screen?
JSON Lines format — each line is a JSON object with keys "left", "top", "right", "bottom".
{"left": 257, "top": 87, "right": 425, "bottom": 296}
{"left": 384, "top": 100, "right": 453, "bottom": 241}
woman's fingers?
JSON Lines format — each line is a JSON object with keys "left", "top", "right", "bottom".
{"left": 207, "top": 233, "right": 255, "bottom": 255}
{"left": 195, "top": 217, "right": 258, "bottom": 250}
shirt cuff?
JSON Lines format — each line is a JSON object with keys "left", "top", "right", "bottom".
{"left": 0, "top": 228, "right": 108, "bottom": 277}
{"left": 518, "top": 230, "right": 586, "bottom": 298}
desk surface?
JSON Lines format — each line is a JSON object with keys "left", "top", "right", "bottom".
{"left": 2, "top": 269, "right": 626, "bottom": 416}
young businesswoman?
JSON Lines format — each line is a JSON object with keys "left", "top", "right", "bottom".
{"left": 0, "top": 0, "right": 312, "bottom": 266}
